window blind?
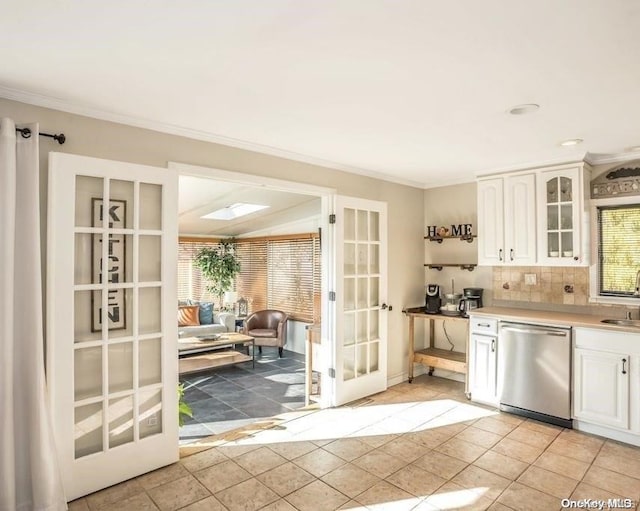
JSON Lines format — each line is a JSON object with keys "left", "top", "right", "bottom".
{"left": 177, "top": 240, "right": 217, "bottom": 302}
{"left": 178, "top": 235, "right": 321, "bottom": 322}
{"left": 598, "top": 205, "right": 640, "bottom": 296}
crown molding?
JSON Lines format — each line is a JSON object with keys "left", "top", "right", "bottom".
{"left": 0, "top": 85, "right": 426, "bottom": 189}
{"left": 584, "top": 151, "right": 640, "bottom": 166}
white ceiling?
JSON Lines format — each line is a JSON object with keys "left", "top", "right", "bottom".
{"left": 1, "top": 1, "right": 640, "bottom": 187}
{"left": 179, "top": 176, "right": 320, "bottom": 236}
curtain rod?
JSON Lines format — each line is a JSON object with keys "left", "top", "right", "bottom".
{"left": 15, "top": 127, "right": 66, "bottom": 145}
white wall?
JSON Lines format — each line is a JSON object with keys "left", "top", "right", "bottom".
{"left": 2, "top": 97, "right": 426, "bottom": 384}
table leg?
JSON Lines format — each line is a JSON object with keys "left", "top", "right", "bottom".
{"left": 408, "top": 316, "right": 415, "bottom": 383}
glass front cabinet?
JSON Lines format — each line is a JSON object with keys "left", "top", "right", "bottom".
{"left": 536, "top": 164, "right": 590, "bottom": 266}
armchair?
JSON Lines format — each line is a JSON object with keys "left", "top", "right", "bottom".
{"left": 243, "top": 309, "right": 288, "bottom": 357}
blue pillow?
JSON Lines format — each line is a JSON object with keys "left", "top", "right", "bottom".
{"left": 197, "top": 302, "right": 214, "bottom": 325}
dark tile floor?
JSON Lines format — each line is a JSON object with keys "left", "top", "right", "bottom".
{"left": 179, "top": 348, "right": 310, "bottom": 444}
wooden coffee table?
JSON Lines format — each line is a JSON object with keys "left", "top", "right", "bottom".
{"left": 178, "top": 333, "right": 255, "bottom": 375}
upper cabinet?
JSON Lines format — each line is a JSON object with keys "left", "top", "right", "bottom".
{"left": 537, "top": 165, "right": 589, "bottom": 265}
{"left": 477, "top": 173, "right": 536, "bottom": 266}
{"left": 477, "top": 162, "right": 590, "bottom": 267}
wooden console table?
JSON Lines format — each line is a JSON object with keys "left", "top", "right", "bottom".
{"left": 403, "top": 307, "right": 469, "bottom": 396}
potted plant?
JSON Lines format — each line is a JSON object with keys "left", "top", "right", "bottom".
{"left": 194, "top": 238, "right": 241, "bottom": 307}
{"left": 178, "top": 383, "right": 193, "bottom": 427}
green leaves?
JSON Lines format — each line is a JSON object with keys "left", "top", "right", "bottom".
{"left": 194, "top": 239, "right": 241, "bottom": 303}
{"left": 178, "top": 383, "right": 193, "bottom": 427}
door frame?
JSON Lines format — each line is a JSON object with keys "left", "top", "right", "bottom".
{"left": 169, "top": 162, "right": 336, "bottom": 407}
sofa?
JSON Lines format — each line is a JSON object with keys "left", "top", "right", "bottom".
{"left": 178, "top": 301, "right": 236, "bottom": 339}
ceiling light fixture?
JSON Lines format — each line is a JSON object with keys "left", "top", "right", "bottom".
{"left": 508, "top": 104, "right": 540, "bottom": 115}
{"left": 560, "top": 138, "right": 583, "bottom": 147}
{"left": 201, "top": 202, "right": 269, "bottom": 220}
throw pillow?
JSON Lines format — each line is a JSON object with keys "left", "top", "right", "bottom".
{"left": 178, "top": 305, "right": 200, "bottom": 326}
{"left": 197, "top": 302, "right": 214, "bottom": 325}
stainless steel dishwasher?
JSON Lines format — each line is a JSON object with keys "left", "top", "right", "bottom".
{"left": 498, "top": 321, "right": 572, "bottom": 428}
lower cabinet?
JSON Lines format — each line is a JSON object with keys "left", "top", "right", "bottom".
{"left": 469, "top": 334, "right": 498, "bottom": 406}
{"left": 573, "top": 347, "right": 629, "bottom": 430}
{"left": 573, "top": 327, "right": 640, "bottom": 444}
{"left": 468, "top": 316, "right": 499, "bottom": 407}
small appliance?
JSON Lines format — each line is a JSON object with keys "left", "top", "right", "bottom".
{"left": 442, "top": 293, "right": 462, "bottom": 316}
{"left": 463, "top": 287, "right": 484, "bottom": 308}
{"left": 425, "top": 284, "right": 441, "bottom": 314}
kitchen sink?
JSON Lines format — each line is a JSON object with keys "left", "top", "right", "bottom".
{"left": 601, "top": 319, "right": 640, "bottom": 328}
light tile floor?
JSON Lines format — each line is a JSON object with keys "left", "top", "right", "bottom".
{"left": 71, "top": 375, "right": 640, "bottom": 511}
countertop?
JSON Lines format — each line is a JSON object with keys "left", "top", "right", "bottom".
{"left": 471, "top": 306, "right": 640, "bottom": 334}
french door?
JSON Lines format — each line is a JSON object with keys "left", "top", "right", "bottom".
{"left": 47, "top": 153, "right": 178, "bottom": 500}
{"left": 332, "top": 196, "right": 388, "bottom": 406}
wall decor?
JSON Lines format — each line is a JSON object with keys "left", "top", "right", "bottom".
{"left": 591, "top": 160, "right": 640, "bottom": 199}
{"left": 91, "top": 198, "right": 126, "bottom": 332}
{"left": 426, "top": 223, "right": 474, "bottom": 242}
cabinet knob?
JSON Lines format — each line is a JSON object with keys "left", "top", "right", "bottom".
{"left": 491, "top": 339, "right": 495, "bottom": 353}
{"left": 622, "top": 358, "right": 627, "bottom": 375}
{"left": 498, "top": 249, "right": 503, "bottom": 261}
{"left": 510, "top": 249, "right": 514, "bottom": 261}
{"left": 573, "top": 255, "right": 579, "bottom": 261}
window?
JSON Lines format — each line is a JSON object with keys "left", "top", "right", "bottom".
{"left": 178, "top": 235, "right": 321, "bottom": 322}
{"left": 598, "top": 205, "right": 640, "bottom": 297}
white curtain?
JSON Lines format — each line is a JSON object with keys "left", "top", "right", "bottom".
{"left": 0, "top": 119, "right": 67, "bottom": 510}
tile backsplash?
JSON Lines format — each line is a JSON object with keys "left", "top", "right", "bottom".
{"left": 492, "top": 266, "right": 588, "bottom": 305}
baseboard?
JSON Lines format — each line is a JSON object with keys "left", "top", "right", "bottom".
{"left": 387, "top": 366, "right": 465, "bottom": 387}
{"left": 574, "top": 420, "right": 640, "bottom": 447}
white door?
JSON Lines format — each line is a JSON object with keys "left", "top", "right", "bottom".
{"left": 47, "top": 153, "right": 178, "bottom": 500}
{"left": 477, "top": 178, "right": 504, "bottom": 265}
{"left": 332, "top": 196, "right": 388, "bottom": 406}
{"left": 504, "top": 173, "right": 537, "bottom": 265}
{"left": 574, "top": 348, "right": 629, "bottom": 430}
{"left": 469, "top": 334, "right": 497, "bottom": 406}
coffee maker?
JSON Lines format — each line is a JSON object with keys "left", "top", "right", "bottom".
{"left": 458, "top": 287, "right": 483, "bottom": 317}
{"left": 425, "top": 284, "right": 441, "bottom": 314}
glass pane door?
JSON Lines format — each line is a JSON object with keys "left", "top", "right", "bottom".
{"left": 48, "top": 153, "right": 178, "bottom": 500}
{"left": 334, "top": 196, "right": 387, "bottom": 406}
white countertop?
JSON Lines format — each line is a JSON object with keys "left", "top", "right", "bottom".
{"left": 471, "top": 306, "right": 640, "bottom": 334}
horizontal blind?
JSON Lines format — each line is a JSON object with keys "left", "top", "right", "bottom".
{"left": 267, "top": 237, "right": 320, "bottom": 322}
{"left": 178, "top": 235, "right": 321, "bottom": 321}
{"left": 177, "top": 241, "right": 216, "bottom": 302}
{"left": 598, "top": 205, "right": 640, "bottom": 295}
{"left": 235, "top": 240, "right": 268, "bottom": 314}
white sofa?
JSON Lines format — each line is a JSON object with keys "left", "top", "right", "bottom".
{"left": 178, "top": 301, "right": 236, "bottom": 339}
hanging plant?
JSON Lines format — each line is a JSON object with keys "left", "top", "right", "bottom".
{"left": 194, "top": 238, "right": 241, "bottom": 306}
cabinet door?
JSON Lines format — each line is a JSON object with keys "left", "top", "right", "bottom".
{"left": 504, "top": 174, "right": 536, "bottom": 265}
{"left": 537, "top": 167, "right": 582, "bottom": 265}
{"left": 477, "top": 179, "right": 504, "bottom": 265}
{"left": 469, "top": 334, "right": 497, "bottom": 405}
{"left": 574, "top": 348, "right": 629, "bottom": 430}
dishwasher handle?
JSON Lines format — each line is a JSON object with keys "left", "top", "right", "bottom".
{"left": 500, "top": 325, "right": 569, "bottom": 337}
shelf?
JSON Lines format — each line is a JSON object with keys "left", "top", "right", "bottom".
{"left": 414, "top": 348, "right": 467, "bottom": 374}
{"left": 425, "top": 234, "right": 477, "bottom": 244}
{"left": 179, "top": 350, "right": 252, "bottom": 375}
{"left": 425, "top": 263, "right": 476, "bottom": 272}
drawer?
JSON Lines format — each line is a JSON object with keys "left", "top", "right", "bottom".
{"left": 470, "top": 317, "right": 498, "bottom": 334}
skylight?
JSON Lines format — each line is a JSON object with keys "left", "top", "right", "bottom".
{"left": 201, "top": 202, "right": 269, "bottom": 220}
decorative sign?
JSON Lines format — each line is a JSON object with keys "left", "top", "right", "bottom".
{"left": 591, "top": 160, "right": 640, "bottom": 199}
{"left": 91, "top": 198, "right": 127, "bottom": 332}
{"left": 426, "top": 224, "right": 473, "bottom": 238}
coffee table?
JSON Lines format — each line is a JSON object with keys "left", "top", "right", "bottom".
{"left": 178, "top": 333, "right": 255, "bottom": 375}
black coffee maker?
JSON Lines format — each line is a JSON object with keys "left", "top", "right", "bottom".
{"left": 425, "top": 284, "right": 441, "bottom": 314}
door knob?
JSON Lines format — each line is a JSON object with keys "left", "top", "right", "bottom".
{"left": 381, "top": 303, "right": 393, "bottom": 311}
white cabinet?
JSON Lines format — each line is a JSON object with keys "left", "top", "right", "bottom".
{"left": 468, "top": 317, "right": 499, "bottom": 406}
{"left": 574, "top": 347, "right": 629, "bottom": 429}
{"left": 573, "top": 327, "right": 640, "bottom": 443}
{"left": 477, "top": 174, "right": 536, "bottom": 266}
{"left": 537, "top": 165, "right": 590, "bottom": 266}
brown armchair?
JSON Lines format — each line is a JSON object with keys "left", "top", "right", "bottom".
{"left": 243, "top": 310, "right": 288, "bottom": 357}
